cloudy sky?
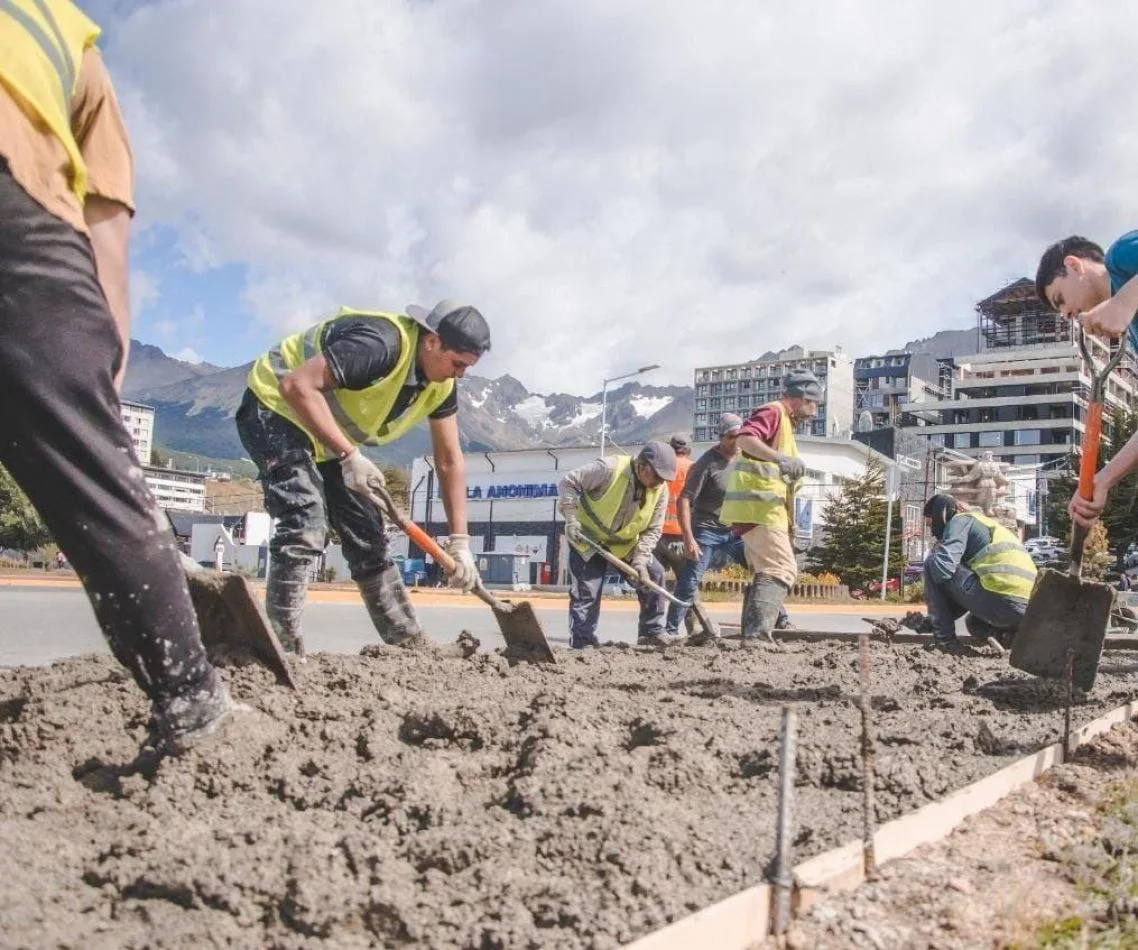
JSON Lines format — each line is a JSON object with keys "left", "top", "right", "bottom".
{"left": 85, "top": 0, "right": 1136, "bottom": 393}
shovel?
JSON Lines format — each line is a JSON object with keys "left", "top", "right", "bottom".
{"left": 576, "top": 533, "right": 721, "bottom": 642}
{"left": 371, "top": 486, "right": 555, "bottom": 664}
{"left": 1010, "top": 331, "right": 1127, "bottom": 692}
{"left": 179, "top": 553, "right": 296, "bottom": 689}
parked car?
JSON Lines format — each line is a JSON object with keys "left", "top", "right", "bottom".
{"left": 903, "top": 560, "right": 925, "bottom": 583}
{"left": 602, "top": 574, "right": 636, "bottom": 598}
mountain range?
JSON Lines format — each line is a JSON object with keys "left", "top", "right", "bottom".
{"left": 121, "top": 327, "right": 976, "bottom": 470}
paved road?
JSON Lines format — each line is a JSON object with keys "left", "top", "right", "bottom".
{"left": 0, "top": 585, "right": 914, "bottom": 667}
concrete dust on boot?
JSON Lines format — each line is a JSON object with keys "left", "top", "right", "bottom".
{"left": 2, "top": 643, "right": 1136, "bottom": 948}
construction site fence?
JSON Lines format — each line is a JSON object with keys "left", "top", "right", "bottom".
{"left": 700, "top": 580, "right": 850, "bottom": 600}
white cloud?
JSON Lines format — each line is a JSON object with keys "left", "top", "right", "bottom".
{"left": 173, "top": 347, "right": 203, "bottom": 364}
{"left": 100, "top": 0, "right": 1138, "bottom": 393}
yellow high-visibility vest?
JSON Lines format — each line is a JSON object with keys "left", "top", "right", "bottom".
{"left": 965, "top": 512, "right": 1037, "bottom": 601}
{"left": 0, "top": 0, "right": 101, "bottom": 200}
{"left": 719, "top": 401, "right": 798, "bottom": 529}
{"left": 247, "top": 310, "right": 454, "bottom": 462}
{"left": 572, "top": 457, "right": 665, "bottom": 561}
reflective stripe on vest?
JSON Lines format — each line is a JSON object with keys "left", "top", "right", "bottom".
{"left": 0, "top": 0, "right": 100, "bottom": 199}
{"left": 965, "top": 512, "right": 1037, "bottom": 601}
{"left": 573, "top": 457, "right": 665, "bottom": 561}
{"left": 719, "top": 401, "right": 798, "bottom": 529}
{"left": 662, "top": 456, "right": 693, "bottom": 536}
{"left": 246, "top": 309, "right": 454, "bottom": 463}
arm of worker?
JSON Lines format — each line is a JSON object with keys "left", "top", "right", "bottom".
{"left": 558, "top": 459, "right": 616, "bottom": 543}
{"left": 428, "top": 413, "right": 479, "bottom": 591}
{"left": 677, "top": 496, "right": 700, "bottom": 560}
{"left": 85, "top": 196, "right": 132, "bottom": 391}
{"left": 925, "top": 517, "right": 970, "bottom": 584}
{"left": 278, "top": 356, "right": 358, "bottom": 459}
{"left": 1070, "top": 428, "right": 1138, "bottom": 527}
{"left": 631, "top": 489, "right": 667, "bottom": 570}
{"left": 1081, "top": 234, "right": 1138, "bottom": 338}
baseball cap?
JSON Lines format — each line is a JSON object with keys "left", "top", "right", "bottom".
{"left": 717, "top": 412, "right": 743, "bottom": 437}
{"left": 405, "top": 300, "right": 492, "bottom": 356}
{"left": 668, "top": 432, "right": 692, "bottom": 452}
{"left": 637, "top": 440, "right": 678, "bottom": 480}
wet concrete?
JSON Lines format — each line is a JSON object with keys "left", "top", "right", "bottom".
{"left": 1, "top": 640, "right": 1134, "bottom": 948}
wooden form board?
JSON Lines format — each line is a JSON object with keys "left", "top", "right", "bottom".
{"left": 716, "top": 625, "right": 1138, "bottom": 650}
{"left": 622, "top": 699, "right": 1138, "bottom": 948}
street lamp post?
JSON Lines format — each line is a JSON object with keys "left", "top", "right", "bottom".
{"left": 599, "top": 364, "right": 660, "bottom": 456}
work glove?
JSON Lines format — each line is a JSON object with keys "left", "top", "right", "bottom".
{"left": 340, "top": 448, "right": 386, "bottom": 505}
{"left": 630, "top": 558, "right": 654, "bottom": 590}
{"left": 564, "top": 517, "right": 587, "bottom": 547}
{"left": 444, "top": 534, "right": 479, "bottom": 593}
{"left": 775, "top": 453, "right": 805, "bottom": 482}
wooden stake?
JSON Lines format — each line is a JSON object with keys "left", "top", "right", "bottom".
{"left": 771, "top": 705, "right": 798, "bottom": 935}
{"left": 859, "top": 634, "right": 877, "bottom": 878}
{"left": 1063, "top": 648, "right": 1075, "bottom": 759}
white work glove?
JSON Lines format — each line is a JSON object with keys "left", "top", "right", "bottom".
{"left": 775, "top": 453, "right": 805, "bottom": 481}
{"left": 564, "top": 517, "right": 587, "bottom": 546}
{"left": 630, "top": 558, "right": 654, "bottom": 590}
{"left": 340, "top": 448, "right": 386, "bottom": 504}
{"left": 444, "top": 534, "right": 479, "bottom": 592}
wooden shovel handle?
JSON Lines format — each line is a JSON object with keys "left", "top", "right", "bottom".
{"left": 1071, "top": 401, "right": 1104, "bottom": 568}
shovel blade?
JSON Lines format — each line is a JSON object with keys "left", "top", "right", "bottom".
{"left": 185, "top": 569, "right": 296, "bottom": 689}
{"left": 1010, "top": 568, "right": 1113, "bottom": 691}
{"left": 493, "top": 599, "right": 556, "bottom": 664}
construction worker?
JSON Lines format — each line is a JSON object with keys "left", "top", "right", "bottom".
{"left": 238, "top": 301, "right": 491, "bottom": 654}
{"left": 558, "top": 442, "right": 677, "bottom": 648}
{"left": 666, "top": 412, "right": 792, "bottom": 637}
{"left": 0, "top": 1, "right": 234, "bottom": 750}
{"left": 655, "top": 433, "right": 695, "bottom": 631}
{"left": 720, "top": 371, "right": 821, "bottom": 641}
{"left": 922, "top": 494, "right": 1036, "bottom": 650}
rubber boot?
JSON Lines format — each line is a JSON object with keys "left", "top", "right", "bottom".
{"left": 152, "top": 670, "right": 234, "bottom": 756}
{"left": 357, "top": 564, "right": 427, "bottom": 647}
{"left": 741, "top": 574, "right": 789, "bottom": 644}
{"left": 266, "top": 556, "right": 309, "bottom": 655}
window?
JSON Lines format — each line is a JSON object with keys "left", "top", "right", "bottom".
{"left": 978, "top": 431, "right": 1003, "bottom": 448}
{"left": 953, "top": 432, "right": 971, "bottom": 449}
{"left": 1014, "top": 454, "right": 1040, "bottom": 465}
{"left": 1015, "top": 429, "right": 1041, "bottom": 446}
{"left": 929, "top": 434, "right": 946, "bottom": 447}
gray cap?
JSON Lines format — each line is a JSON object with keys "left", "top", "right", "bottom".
{"left": 668, "top": 432, "right": 692, "bottom": 453}
{"left": 637, "top": 440, "right": 678, "bottom": 480}
{"left": 782, "top": 368, "right": 824, "bottom": 401}
{"left": 405, "top": 299, "right": 492, "bottom": 355}
{"left": 717, "top": 412, "right": 743, "bottom": 437}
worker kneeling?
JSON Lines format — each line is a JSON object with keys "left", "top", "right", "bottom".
{"left": 922, "top": 494, "right": 1037, "bottom": 651}
{"left": 558, "top": 442, "right": 677, "bottom": 648}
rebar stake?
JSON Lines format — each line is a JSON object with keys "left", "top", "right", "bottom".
{"left": 859, "top": 634, "right": 878, "bottom": 879}
{"left": 771, "top": 705, "right": 798, "bottom": 936}
{"left": 1063, "top": 648, "right": 1075, "bottom": 758}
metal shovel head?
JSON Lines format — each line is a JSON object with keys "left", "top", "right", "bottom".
{"left": 492, "top": 598, "right": 556, "bottom": 664}
{"left": 185, "top": 569, "right": 297, "bottom": 689}
{"left": 1010, "top": 568, "right": 1113, "bottom": 692}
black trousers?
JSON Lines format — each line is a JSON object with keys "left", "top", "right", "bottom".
{"left": 0, "top": 166, "right": 217, "bottom": 710}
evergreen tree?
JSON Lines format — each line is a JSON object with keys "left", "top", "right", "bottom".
{"left": 0, "top": 465, "right": 51, "bottom": 552}
{"left": 809, "top": 461, "right": 904, "bottom": 590}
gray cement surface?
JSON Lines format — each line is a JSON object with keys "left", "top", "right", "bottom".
{"left": 0, "top": 587, "right": 884, "bottom": 667}
{"left": 2, "top": 639, "right": 1136, "bottom": 948}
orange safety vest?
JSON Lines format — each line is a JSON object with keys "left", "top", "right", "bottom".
{"left": 662, "top": 456, "right": 693, "bottom": 536}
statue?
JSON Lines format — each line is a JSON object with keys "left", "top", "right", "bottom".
{"left": 944, "top": 452, "right": 1017, "bottom": 527}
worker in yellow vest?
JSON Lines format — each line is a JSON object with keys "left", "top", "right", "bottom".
{"left": 239, "top": 301, "right": 491, "bottom": 654}
{"left": 0, "top": 0, "right": 233, "bottom": 750}
{"left": 558, "top": 442, "right": 677, "bottom": 647}
{"left": 922, "top": 494, "right": 1037, "bottom": 651}
{"left": 720, "top": 370, "right": 823, "bottom": 641}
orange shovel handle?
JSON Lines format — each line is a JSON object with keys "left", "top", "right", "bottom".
{"left": 1078, "top": 402, "right": 1104, "bottom": 501}
{"left": 400, "top": 517, "right": 457, "bottom": 575}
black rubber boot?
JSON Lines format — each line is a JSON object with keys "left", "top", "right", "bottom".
{"left": 266, "top": 556, "right": 310, "bottom": 654}
{"left": 742, "top": 574, "right": 789, "bottom": 643}
{"left": 358, "top": 564, "right": 426, "bottom": 647}
{"left": 152, "top": 670, "right": 233, "bottom": 755}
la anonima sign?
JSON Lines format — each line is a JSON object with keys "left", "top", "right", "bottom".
{"left": 465, "top": 482, "right": 558, "bottom": 500}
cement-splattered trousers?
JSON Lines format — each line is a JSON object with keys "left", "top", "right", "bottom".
{"left": 0, "top": 164, "right": 226, "bottom": 739}
{"left": 235, "top": 390, "right": 420, "bottom": 651}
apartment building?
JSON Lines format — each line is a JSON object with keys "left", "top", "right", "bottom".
{"left": 142, "top": 465, "right": 207, "bottom": 512}
{"left": 853, "top": 351, "right": 943, "bottom": 430}
{"left": 120, "top": 400, "right": 155, "bottom": 464}
{"left": 692, "top": 345, "right": 854, "bottom": 443}
{"left": 899, "top": 279, "right": 1138, "bottom": 465}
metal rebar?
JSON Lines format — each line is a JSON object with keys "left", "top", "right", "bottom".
{"left": 859, "top": 634, "right": 878, "bottom": 879}
{"left": 771, "top": 705, "right": 798, "bottom": 936}
{"left": 1064, "top": 648, "right": 1075, "bottom": 758}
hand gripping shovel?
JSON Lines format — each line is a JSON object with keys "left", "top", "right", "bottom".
{"left": 1011, "top": 331, "right": 1127, "bottom": 691}
{"left": 576, "top": 534, "right": 721, "bottom": 642}
{"left": 371, "top": 486, "right": 555, "bottom": 664}
{"left": 179, "top": 553, "right": 296, "bottom": 689}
